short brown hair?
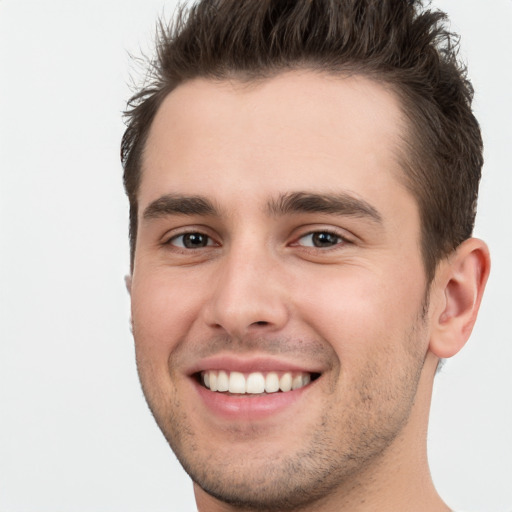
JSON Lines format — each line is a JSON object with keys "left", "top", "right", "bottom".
{"left": 121, "top": 0, "right": 483, "bottom": 282}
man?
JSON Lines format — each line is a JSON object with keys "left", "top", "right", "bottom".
{"left": 121, "top": 1, "right": 490, "bottom": 510}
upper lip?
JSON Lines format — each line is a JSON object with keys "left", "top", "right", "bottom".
{"left": 186, "top": 354, "right": 325, "bottom": 376}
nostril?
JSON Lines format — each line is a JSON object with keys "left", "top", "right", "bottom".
{"left": 253, "top": 321, "right": 269, "bottom": 326}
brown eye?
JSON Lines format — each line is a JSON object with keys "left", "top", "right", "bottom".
{"left": 298, "top": 232, "right": 343, "bottom": 248}
{"left": 170, "top": 233, "right": 213, "bottom": 248}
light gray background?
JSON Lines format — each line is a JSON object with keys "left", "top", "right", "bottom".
{"left": 0, "top": 1, "right": 510, "bottom": 511}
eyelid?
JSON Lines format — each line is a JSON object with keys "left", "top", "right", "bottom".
{"left": 162, "top": 226, "right": 220, "bottom": 248}
{"left": 290, "top": 226, "right": 353, "bottom": 249}
{"left": 169, "top": 233, "right": 216, "bottom": 248}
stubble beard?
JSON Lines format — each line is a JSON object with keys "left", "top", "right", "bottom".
{"left": 137, "top": 312, "right": 428, "bottom": 511}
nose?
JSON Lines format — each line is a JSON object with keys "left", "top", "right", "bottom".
{"left": 202, "top": 244, "right": 290, "bottom": 339}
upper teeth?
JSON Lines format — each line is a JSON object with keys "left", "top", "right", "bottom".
{"left": 202, "top": 370, "right": 311, "bottom": 394}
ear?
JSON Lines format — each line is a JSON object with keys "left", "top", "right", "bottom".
{"left": 429, "top": 238, "right": 490, "bottom": 359}
{"left": 125, "top": 274, "right": 132, "bottom": 295}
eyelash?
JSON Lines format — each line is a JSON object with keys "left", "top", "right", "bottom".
{"left": 165, "top": 231, "right": 218, "bottom": 249}
{"left": 164, "top": 228, "right": 349, "bottom": 251}
{"left": 293, "top": 230, "right": 347, "bottom": 249}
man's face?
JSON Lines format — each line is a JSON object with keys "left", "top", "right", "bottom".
{"left": 130, "top": 72, "right": 434, "bottom": 509}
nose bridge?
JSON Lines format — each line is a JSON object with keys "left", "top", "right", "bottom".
{"left": 205, "top": 238, "right": 288, "bottom": 336}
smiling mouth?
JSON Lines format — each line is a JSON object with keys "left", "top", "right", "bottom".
{"left": 198, "top": 370, "right": 320, "bottom": 395}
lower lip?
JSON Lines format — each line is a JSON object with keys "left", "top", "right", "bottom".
{"left": 193, "top": 379, "right": 312, "bottom": 421}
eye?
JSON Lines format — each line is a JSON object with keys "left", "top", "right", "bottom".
{"left": 168, "top": 232, "right": 216, "bottom": 249}
{"left": 296, "top": 231, "right": 344, "bottom": 248}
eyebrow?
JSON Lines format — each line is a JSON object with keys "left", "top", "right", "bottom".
{"left": 142, "top": 191, "right": 382, "bottom": 224}
{"left": 267, "top": 192, "right": 382, "bottom": 223}
{"left": 143, "top": 194, "right": 219, "bottom": 220}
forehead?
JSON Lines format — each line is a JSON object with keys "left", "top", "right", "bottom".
{"left": 140, "top": 71, "right": 411, "bottom": 216}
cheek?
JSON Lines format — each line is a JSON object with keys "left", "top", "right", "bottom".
{"left": 294, "top": 263, "right": 427, "bottom": 361}
{"left": 130, "top": 271, "right": 203, "bottom": 359}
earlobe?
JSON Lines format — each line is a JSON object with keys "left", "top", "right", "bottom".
{"left": 125, "top": 274, "right": 132, "bottom": 295}
{"left": 124, "top": 275, "right": 134, "bottom": 332}
{"left": 429, "top": 238, "right": 490, "bottom": 359}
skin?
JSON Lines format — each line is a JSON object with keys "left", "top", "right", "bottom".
{"left": 128, "top": 72, "right": 490, "bottom": 511}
